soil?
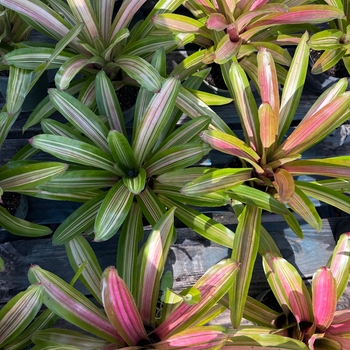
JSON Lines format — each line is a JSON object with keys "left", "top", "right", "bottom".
{"left": 0, "top": 70, "right": 9, "bottom": 77}
{"left": 0, "top": 192, "right": 21, "bottom": 215}
{"left": 116, "top": 85, "right": 139, "bottom": 111}
{"left": 259, "top": 290, "right": 283, "bottom": 313}
{"left": 310, "top": 49, "right": 350, "bottom": 78}
{"left": 205, "top": 63, "right": 228, "bottom": 90}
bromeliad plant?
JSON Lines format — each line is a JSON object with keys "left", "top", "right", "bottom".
{"left": 152, "top": 0, "right": 345, "bottom": 89}
{"left": 260, "top": 232, "right": 350, "bottom": 349}
{"left": 12, "top": 210, "right": 241, "bottom": 350}
{"left": 309, "top": 0, "right": 350, "bottom": 76}
{"left": 21, "top": 48, "right": 236, "bottom": 247}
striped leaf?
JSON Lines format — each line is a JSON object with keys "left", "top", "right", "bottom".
{"left": 311, "top": 49, "right": 345, "bottom": 75}
{"left": 155, "top": 326, "right": 228, "bottom": 350}
{"left": 185, "top": 88, "right": 233, "bottom": 106}
{"left": 117, "top": 203, "right": 143, "bottom": 296}
{"left": 38, "top": 169, "right": 118, "bottom": 193}
{"left": 136, "top": 186, "right": 167, "bottom": 226}
{"left": 158, "top": 195, "right": 234, "bottom": 248}
{"left": 24, "top": 79, "right": 86, "bottom": 131}
{"left": 4, "top": 309, "right": 57, "bottom": 350}
{"left": 132, "top": 77, "right": 180, "bottom": 166}
{"left": 66, "top": 236, "right": 103, "bottom": 304}
{"left": 154, "top": 259, "right": 240, "bottom": 339}
{"left": 102, "top": 28, "right": 130, "bottom": 61}
{"left": 137, "top": 208, "right": 175, "bottom": 328}
{"left": 145, "top": 143, "right": 211, "bottom": 177}
{"left": 48, "top": 89, "right": 110, "bottom": 152}
{"left": 94, "top": 180, "right": 134, "bottom": 241}
{"left": 30, "top": 135, "right": 116, "bottom": 173}
{"left": 215, "top": 35, "right": 242, "bottom": 64}
{"left": 200, "top": 130, "right": 263, "bottom": 173}
{"left": 96, "top": 71, "right": 125, "bottom": 135}
{"left": 295, "top": 181, "right": 350, "bottom": 215}
{"left": 312, "top": 267, "right": 337, "bottom": 333}
{"left": 115, "top": 55, "right": 162, "bottom": 92}
{"left": 273, "top": 168, "right": 295, "bottom": 204}
{"left": 0, "top": 162, "right": 68, "bottom": 191}
{"left": 288, "top": 186, "right": 322, "bottom": 232}
{"left": 0, "top": 284, "right": 43, "bottom": 348}
{"left": 329, "top": 232, "right": 350, "bottom": 301}
{"left": 229, "top": 59, "right": 260, "bottom": 153}
{"left": 278, "top": 32, "right": 309, "bottom": 143}
{"left": 181, "top": 168, "right": 253, "bottom": 196}
{"left": 282, "top": 157, "right": 350, "bottom": 179}
{"left": 108, "top": 130, "right": 137, "bottom": 176}
{"left": 53, "top": 192, "right": 106, "bottom": 245}
{"left": 156, "top": 116, "right": 211, "bottom": 153}
{"left": 123, "top": 168, "right": 147, "bottom": 194}
{"left": 32, "top": 329, "right": 109, "bottom": 349}
{"left": 28, "top": 265, "right": 125, "bottom": 345}
{"left": 227, "top": 185, "right": 290, "bottom": 215}
{"left": 102, "top": 266, "right": 148, "bottom": 346}
{"left": 0, "top": 206, "right": 52, "bottom": 237}
{"left": 230, "top": 205, "right": 262, "bottom": 328}
{"left": 177, "top": 86, "right": 234, "bottom": 135}
{"left": 263, "top": 252, "right": 313, "bottom": 324}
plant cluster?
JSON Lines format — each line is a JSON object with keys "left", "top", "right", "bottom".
{"left": 0, "top": 0, "right": 350, "bottom": 349}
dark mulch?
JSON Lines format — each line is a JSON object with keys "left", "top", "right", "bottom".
{"left": 116, "top": 85, "right": 139, "bottom": 111}
{"left": 0, "top": 192, "right": 21, "bottom": 215}
{"left": 205, "top": 63, "right": 228, "bottom": 90}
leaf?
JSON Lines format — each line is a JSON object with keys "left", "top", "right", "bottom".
{"left": 0, "top": 206, "right": 52, "bottom": 237}
{"left": 94, "top": 180, "right": 134, "bottom": 241}
{"left": 230, "top": 205, "right": 262, "bottom": 328}
{"left": 214, "top": 35, "right": 242, "bottom": 64}
{"left": 206, "top": 13, "right": 228, "bottom": 30}
{"left": 115, "top": 55, "right": 162, "bottom": 92}
{"left": 30, "top": 135, "right": 116, "bottom": 173}
{"left": 181, "top": 168, "right": 253, "bottom": 196}
{"left": 263, "top": 252, "right": 313, "bottom": 324}
{"left": 123, "top": 168, "right": 147, "bottom": 194}
{"left": 158, "top": 195, "right": 235, "bottom": 248}
{"left": 274, "top": 168, "right": 295, "bottom": 204}
{"left": 0, "top": 162, "right": 68, "bottom": 191}
{"left": 154, "top": 259, "right": 240, "bottom": 339}
{"left": 144, "top": 143, "right": 211, "bottom": 177}
{"left": 132, "top": 77, "right": 180, "bottom": 166}
{"left": 66, "top": 235, "right": 103, "bottom": 304}
{"left": 28, "top": 265, "right": 125, "bottom": 345}
{"left": 95, "top": 70, "right": 126, "bottom": 135}
{"left": 108, "top": 130, "right": 137, "bottom": 177}
{"left": 0, "top": 284, "right": 43, "bottom": 348}
{"left": 137, "top": 208, "right": 175, "bottom": 328}
{"left": 312, "top": 267, "right": 337, "bottom": 333}
{"left": 117, "top": 203, "right": 143, "bottom": 296}
{"left": 48, "top": 89, "right": 110, "bottom": 152}
{"left": 329, "top": 232, "right": 350, "bottom": 301}
{"left": 311, "top": 49, "right": 345, "bottom": 75}
{"left": 53, "top": 192, "right": 106, "bottom": 245}
{"left": 101, "top": 266, "right": 148, "bottom": 346}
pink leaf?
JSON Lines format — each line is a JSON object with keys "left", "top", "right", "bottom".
{"left": 101, "top": 266, "right": 148, "bottom": 346}
{"left": 206, "top": 13, "right": 228, "bottom": 30}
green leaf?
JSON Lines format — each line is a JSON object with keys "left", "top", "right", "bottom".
{"left": 95, "top": 70, "right": 126, "bottom": 135}
{"left": 117, "top": 202, "right": 143, "bottom": 296}
{"left": 94, "top": 180, "right": 134, "bottom": 241}
{"left": 115, "top": 55, "right": 162, "bottom": 92}
{"left": 53, "top": 192, "right": 106, "bottom": 245}
{"left": 66, "top": 235, "right": 103, "bottom": 304}
{"left": 180, "top": 287, "right": 201, "bottom": 305}
{"left": 30, "top": 135, "right": 116, "bottom": 173}
{"left": 230, "top": 205, "right": 261, "bottom": 328}
{"left": 0, "top": 162, "right": 68, "bottom": 191}
{"left": 108, "top": 130, "right": 137, "bottom": 177}
{"left": 182, "top": 168, "right": 253, "bottom": 196}
{"left": 123, "top": 168, "right": 147, "bottom": 194}
{"left": 28, "top": 265, "right": 125, "bottom": 345}
{"left": 132, "top": 77, "right": 180, "bottom": 166}
{"left": 48, "top": 89, "right": 110, "bottom": 153}
{"left": 145, "top": 143, "right": 211, "bottom": 177}
{"left": 311, "top": 49, "right": 345, "bottom": 75}
{"left": 0, "top": 256, "right": 4, "bottom": 272}
{"left": 0, "top": 284, "right": 43, "bottom": 348}
{"left": 0, "top": 206, "right": 52, "bottom": 237}
{"left": 158, "top": 195, "right": 235, "bottom": 248}
{"left": 32, "top": 329, "right": 109, "bottom": 349}
{"left": 215, "top": 35, "right": 242, "bottom": 64}
{"left": 227, "top": 185, "right": 290, "bottom": 215}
